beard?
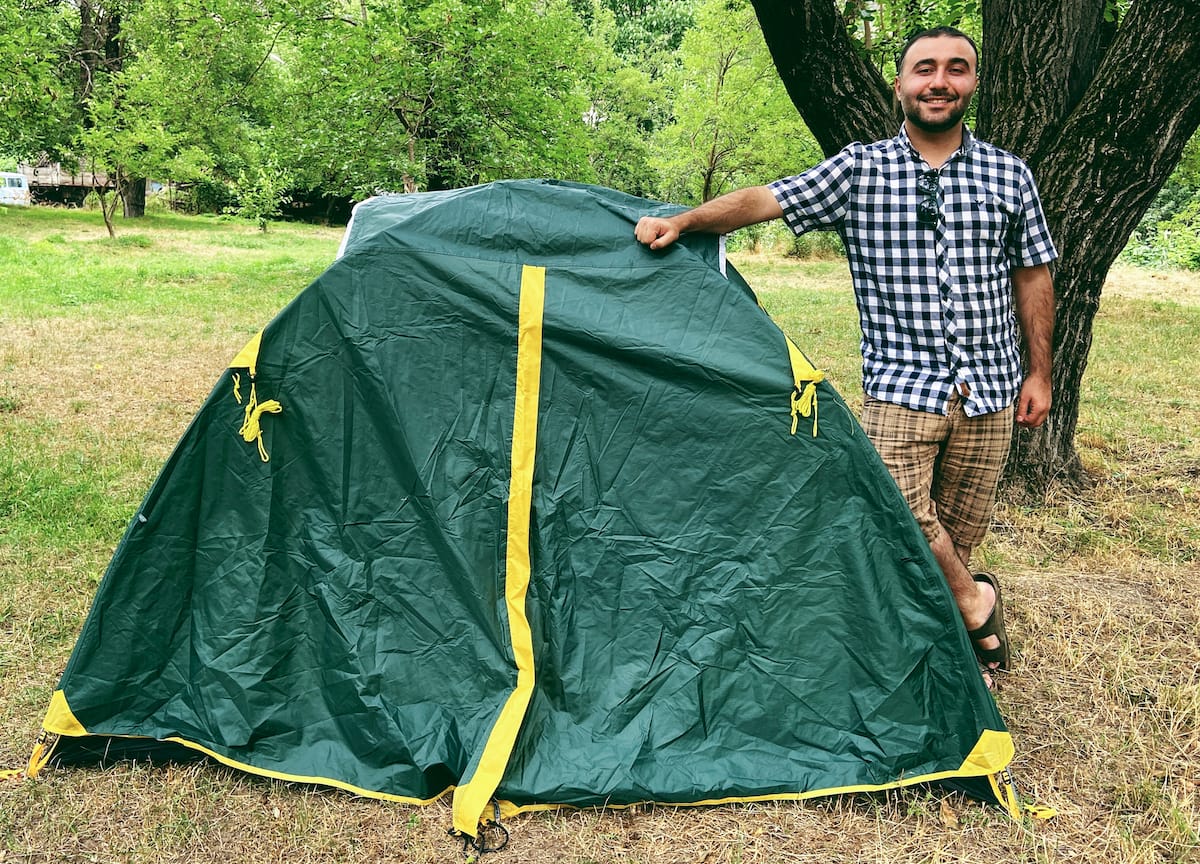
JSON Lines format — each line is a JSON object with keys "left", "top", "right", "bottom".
{"left": 901, "top": 93, "right": 971, "bottom": 133}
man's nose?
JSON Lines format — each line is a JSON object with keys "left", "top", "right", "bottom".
{"left": 930, "top": 67, "right": 950, "bottom": 89}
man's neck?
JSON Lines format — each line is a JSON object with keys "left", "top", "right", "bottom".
{"left": 904, "top": 121, "right": 964, "bottom": 170}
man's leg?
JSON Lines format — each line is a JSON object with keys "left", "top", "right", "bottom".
{"left": 932, "top": 399, "right": 1014, "bottom": 668}
{"left": 926, "top": 527, "right": 998, "bottom": 658}
{"left": 860, "top": 396, "right": 1005, "bottom": 677}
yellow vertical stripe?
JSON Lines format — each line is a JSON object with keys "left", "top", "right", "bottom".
{"left": 451, "top": 264, "right": 546, "bottom": 837}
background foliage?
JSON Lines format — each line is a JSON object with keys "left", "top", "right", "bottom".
{"left": 0, "top": 0, "right": 851, "bottom": 230}
{"left": 1, "top": 0, "right": 1198, "bottom": 259}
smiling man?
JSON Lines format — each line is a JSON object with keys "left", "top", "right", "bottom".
{"left": 634, "top": 27, "right": 1058, "bottom": 688}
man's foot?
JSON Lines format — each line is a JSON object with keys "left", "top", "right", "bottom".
{"left": 968, "top": 572, "right": 1011, "bottom": 673}
{"left": 978, "top": 660, "right": 996, "bottom": 691}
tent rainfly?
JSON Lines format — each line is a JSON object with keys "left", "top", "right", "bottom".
{"left": 30, "top": 179, "right": 1027, "bottom": 842}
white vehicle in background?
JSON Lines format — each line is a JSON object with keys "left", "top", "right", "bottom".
{"left": 0, "top": 172, "right": 31, "bottom": 206}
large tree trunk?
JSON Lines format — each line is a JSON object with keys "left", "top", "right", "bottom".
{"left": 975, "top": 1, "right": 1111, "bottom": 165}
{"left": 750, "top": 0, "right": 1200, "bottom": 493}
{"left": 980, "top": 0, "right": 1200, "bottom": 489}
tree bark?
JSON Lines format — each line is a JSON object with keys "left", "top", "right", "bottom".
{"left": 750, "top": 0, "right": 1200, "bottom": 493}
{"left": 122, "top": 178, "right": 146, "bottom": 218}
{"left": 976, "top": 0, "right": 1109, "bottom": 163}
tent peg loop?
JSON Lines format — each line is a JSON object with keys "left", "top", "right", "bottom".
{"left": 25, "top": 731, "right": 58, "bottom": 779}
{"left": 475, "top": 819, "right": 510, "bottom": 854}
{"left": 447, "top": 823, "right": 509, "bottom": 856}
{"left": 446, "top": 801, "right": 509, "bottom": 856}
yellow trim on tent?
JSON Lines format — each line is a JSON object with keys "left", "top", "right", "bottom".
{"left": 157, "top": 735, "right": 451, "bottom": 806}
{"left": 227, "top": 329, "right": 281, "bottom": 461}
{"left": 31, "top": 690, "right": 1017, "bottom": 819}
{"left": 229, "top": 329, "right": 264, "bottom": 376}
{"left": 36, "top": 689, "right": 447, "bottom": 805}
{"left": 750, "top": 287, "right": 824, "bottom": 436}
{"left": 28, "top": 689, "right": 84, "bottom": 778}
{"left": 958, "top": 728, "right": 1014, "bottom": 774}
{"left": 32, "top": 727, "right": 450, "bottom": 806}
{"left": 451, "top": 264, "right": 546, "bottom": 838}
{"left": 783, "top": 333, "right": 824, "bottom": 437}
{"left": 43, "top": 689, "right": 87, "bottom": 737}
{"left": 492, "top": 729, "right": 1017, "bottom": 819}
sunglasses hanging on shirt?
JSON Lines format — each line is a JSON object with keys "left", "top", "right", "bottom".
{"left": 917, "top": 169, "right": 940, "bottom": 227}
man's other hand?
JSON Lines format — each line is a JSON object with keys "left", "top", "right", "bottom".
{"left": 1015, "top": 374, "right": 1051, "bottom": 428}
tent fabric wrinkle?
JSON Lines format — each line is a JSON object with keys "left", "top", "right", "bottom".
{"left": 34, "top": 179, "right": 1020, "bottom": 837}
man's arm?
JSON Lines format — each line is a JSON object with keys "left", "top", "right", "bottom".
{"left": 1012, "top": 263, "right": 1055, "bottom": 428}
{"left": 634, "top": 186, "right": 783, "bottom": 250}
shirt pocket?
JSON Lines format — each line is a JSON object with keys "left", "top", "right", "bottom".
{"left": 960, "top": 192, "right": 1019, "bottom": 249}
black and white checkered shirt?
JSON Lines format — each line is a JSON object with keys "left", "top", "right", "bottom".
{"left": 769, "top": 125, "right": 1058, "bottom": 417}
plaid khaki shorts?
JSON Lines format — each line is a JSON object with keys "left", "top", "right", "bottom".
{"left": 860, "top": 394, "right": 1013, "bottom": 550}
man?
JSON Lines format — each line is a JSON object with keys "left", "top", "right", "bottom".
{"left": 634, "top": 27, "right": 1056, "bottom": 687}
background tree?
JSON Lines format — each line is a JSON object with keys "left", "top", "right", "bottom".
{"left": 267, "top": 0, "right": 600, "bottom": 198}
{"left": 1121, "top": 135, "right": 1200, "bottom": 269}
{"left": 750, "top": 0, "right": 1200, "bottom": 491}
{"left": 573, "top": 0, "right": 696, "bottom": 68}
{"left": 1, "top": 0, "right": 626, "bottom": 218}
{"left": 0, "top": 2, "right": 79, "bottom": 162}
{"left": 653, "top": 0, "right": 821, "bottom": 205}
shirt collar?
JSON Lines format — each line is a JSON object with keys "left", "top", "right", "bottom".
{"left": 895, "top": 123, "right": 976, "bottom": 164}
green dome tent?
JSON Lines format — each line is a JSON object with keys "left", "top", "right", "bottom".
{"left": 31, "top": 180, "right": 1021, "bottom": 839}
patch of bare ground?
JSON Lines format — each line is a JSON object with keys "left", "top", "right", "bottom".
{"left": 1104, "top": 264, "right": 1200, "bottom": 305}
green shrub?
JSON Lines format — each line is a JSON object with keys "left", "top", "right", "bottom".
{"left": 174, "top": 180, "right": 235, "bottom": 215}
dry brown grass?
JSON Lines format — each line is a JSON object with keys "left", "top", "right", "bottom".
{"left": 1, "top": 238, "right": 1198, "bottom": 863}
{"left": 2, "top": 315, "right": 239, "bottom": 461}
{"left": 1103, "top": 264, "right": 1200, "bottom": 305}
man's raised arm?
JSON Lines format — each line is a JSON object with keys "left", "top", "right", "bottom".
{"left": 634, "top": 186, "right": 784, "bottom": 250}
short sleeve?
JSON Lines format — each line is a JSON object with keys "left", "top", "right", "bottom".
{"left": 1008, "top": 165, "right": 1058, "bottom": 267}
{"left": 768, "top": 144, "right": 861, "bottom": 236}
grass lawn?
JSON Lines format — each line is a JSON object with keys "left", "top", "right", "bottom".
{"left": 0, "top": 206, "right": 1197, "bottom": 863}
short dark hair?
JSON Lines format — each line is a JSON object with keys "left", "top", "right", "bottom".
{"left": 896, "top": 26, "right": 980, "bottom": 73}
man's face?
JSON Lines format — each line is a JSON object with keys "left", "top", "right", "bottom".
{"left": 894, "top": 35, "right": 978, "bottom": 134}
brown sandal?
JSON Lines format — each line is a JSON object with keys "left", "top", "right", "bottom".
{"left": 968, "top": 572, "right": 1011, "bottom": 672}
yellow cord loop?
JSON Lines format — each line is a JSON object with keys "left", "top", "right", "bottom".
{"left": 232, "top": 372, "right": 243, "bottom": 405}
{"left": 238, "top": 382, "right": 282, "bottom": 462}
{"left": 987, "top": 768, "right": 1057, "bottom": 821}
{"left": 25, "top": 733, "right": 57, "bottom": 779}
{"left": 781, "top": 334, "right": 824, "bottom": 438}
{"left": 1024, "top": 803, "right": 1059, "bottom": 820}
{"left": 790, "top": 373, "right": 824, "bottom": 437}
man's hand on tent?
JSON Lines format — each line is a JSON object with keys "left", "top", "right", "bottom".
{"left": 635, "top": 216, "right": 681, "bottom": 250}
{"left": 635, "top": 187, "right": 784, "bottom": 251}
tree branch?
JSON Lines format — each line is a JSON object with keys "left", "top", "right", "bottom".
{"left": 749, "top": 0, "right": 894, "bottom": 155}
{"left": 1036, "top": 0, "right": 1200, "bottom": 273}
{"left": 977, "top": 0, "right": 1109, "bottom": 164}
